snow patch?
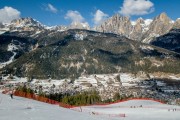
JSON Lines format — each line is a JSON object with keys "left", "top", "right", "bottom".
{"left": 0, "top": 31, "right": 6, "bottom": 35}
{"left": 131, "top": 21, "right": 136, "bottom": 26}
{"left": 81, "top": 22, "right": 89, "bottom": 28}
{"left": 31, "top": 79, "right": 69, "bottom": 87}
{"left": 142, "top": 33, "right": 160, "bottom": 43}
{"left": 119, "top": 73, "right": 146, "bottom": 83}
{"left": 74, "top": 74, "right": 121, "bottom": 89}
{"left": 0, "top": 52, "right": 16, "bottom": 68}
{"left": 140, "top": 45, "right": 154, "bottom": 51}
{"left": 0, "top": 42, "right": 20, "bottom": 68}
{"left": 2, "top": 76, "right": 28, "bottom": 83}
{"left": 170, "top": 20, "right": 175, "bottom": 24}
{"left": 169, "top": 76, "right": 180, "bottom": 80}
{"left": 7, "top": 43, "right": 18, "bottom": 51}
{"left": 74, "top": 33, "right": 87, "bottom": 40}
{"left": 144, "top": 19, "right": 153, "bottom": 26}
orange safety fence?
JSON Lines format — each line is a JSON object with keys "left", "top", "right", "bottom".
{"left": 1, "top": 90, "right": 74, "bottom": 108}
{"left": 11, "top": 91, "right": 61, "bottom": 105}
{"left": 2, "top": 90, "right": 165, "bottom": 109}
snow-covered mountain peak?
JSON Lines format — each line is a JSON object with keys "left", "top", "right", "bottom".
{"left": 136, "top": 17, "right": 145, "bottom": 24}
{"left": 74, "top": 33, "right": 87, "bottom": 40}
{"left": 131, "top": 18, "right": 152, "bottom": 27}
{"left": 144, "top": 19, "right": 153, "bottom": 26}
{"left": 10, "top": 17, "right": 43, "bottom": 28}
{"left": 44, "top": 25, "right": 67, "bottom": 31}
{"left": 131, "top": 21, "right": 136, "bottom": 26}
{"left": 173, "top": 18, "right": 180, "bottom": 29}
{"left": 155, "top": 12, "right": 172, "bottom": 22}
{"left": 70, "top": 22, "right": 90, "bottom": 30}
{"left": 175, "top": 18, "right": 180, "bottom": 22}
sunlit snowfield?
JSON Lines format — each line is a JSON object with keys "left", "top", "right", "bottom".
{"left": 0, "top": 93, "right": 107, "bottom": 120}
{"left": 72, "top": 99, "right": 180, "bottom": 120}
{"left": 0, "top": 93, "right": 180, "bottom": 120}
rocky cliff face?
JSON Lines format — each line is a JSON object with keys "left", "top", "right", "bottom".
{"left": 9, "top": 17, "right": 44, "bottom": 31}
{"left": 1, "top": 13, "right": 180, "bottom": 56}
{"left": 95, "top": 13, "right": 177, "bottom": 43}
{"left": 95, "top": 14, "right": 133, "bottom": 37}
{"left": 130, "top": 18, "right": 144, "bottom": 41}
{"left": 130, "top": 18, "right": 152, "bottom": 41}
{"left": 1, "top": 12, "right": 179, "bottom": 44}
{"left": 173, "top": 18, "right": 180, "bottom": 29}
{"left": 142, "top": 13, "right": 174, "bottom": 43}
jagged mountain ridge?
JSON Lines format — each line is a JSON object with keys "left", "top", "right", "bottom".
{"left": 95, "top": 12, "right": 179, "bottom": 43}
{"left": 1, "top": 29, "right": 180, "bottom": 79}
{"left": 141, "top": 13, "right": 174, "bottom": 43}
{"left": 95, "top": 14, "right": 133, "bottom": 37}
{"left": 0, "top": 12, "right": 179, "bottom": 44}
{"left": 0, "top": 17, "right": 89, "bottom": 35}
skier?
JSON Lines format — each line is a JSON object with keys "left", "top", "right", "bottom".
{"left": 9, "top": 90, "right": 14, "bottom": 99}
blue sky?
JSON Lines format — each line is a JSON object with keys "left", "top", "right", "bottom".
{"left": 0, "top": 0, "right": 180, "bottom": 26}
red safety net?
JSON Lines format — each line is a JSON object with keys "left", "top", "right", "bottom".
{"left": 3, "top": 90, "right": 165, "bottom": 109}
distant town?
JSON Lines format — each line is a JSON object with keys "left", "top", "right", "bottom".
{"left": 1, "top": 72, "right": 180, "bottom": 105}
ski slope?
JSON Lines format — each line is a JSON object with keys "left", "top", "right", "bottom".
{"left": 72, "top": 100, "right": 180, "bottom": 120}
{"left": 0, "top": 93, "right": 109, "bottom": 120}
{"left": 1, "top": 93, "right": 180, "bottom": 120}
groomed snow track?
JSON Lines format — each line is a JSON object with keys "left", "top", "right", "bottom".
{"left": 1, "top": 91, "right": 180, "bottom": 120}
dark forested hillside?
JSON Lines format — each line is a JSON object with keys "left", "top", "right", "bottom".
{"left": 151, "top": 29, "right": 180, "bottom": 53}
{"left": 1, "top": 29, "right": 180, "bottom": 79}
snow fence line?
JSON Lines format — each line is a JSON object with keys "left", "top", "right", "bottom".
{"left": 1, "top": 90, "right": 165, "bottom": 108}
{"left": 2, "top": 90, "right": 75, "bottom": 108}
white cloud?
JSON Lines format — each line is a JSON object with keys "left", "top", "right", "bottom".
{"left": 46, "top": 3, "right": 58, "bottom": 13}
{"left": 0, "top": 6, "right": 21, "bottom": 23}
{"left": 65, "top": 10, "right": 84, "bottom": 23}
{"left": 119, "top": 0, "right": 154, "bottom": 16}
{"left": 93, "top": 9, "right": 108, "bottom": 25}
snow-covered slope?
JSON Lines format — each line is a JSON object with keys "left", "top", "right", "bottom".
{"left": 1, "top": 92, "right": 180, "bottom": 120}
{"left": 72, "top": 99, "right": 180, "bottom": 120}
{"left": 0, "top": 93, "right": 109, "bottom": 120}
